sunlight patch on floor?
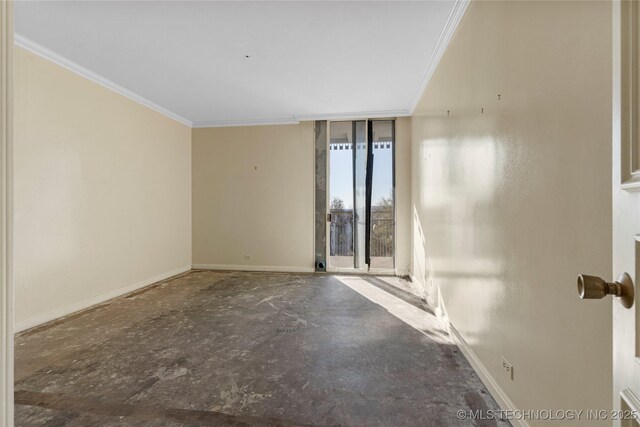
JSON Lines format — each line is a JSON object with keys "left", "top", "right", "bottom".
{"left": 335, "top": 275, "right": 451, "bottom": 345}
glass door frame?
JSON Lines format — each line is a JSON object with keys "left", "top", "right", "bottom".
{"left": 326, "top": 120, "right": 367, "bottom": 273}
{"left": 325, "top": 118, "right": 396, "bottom": 274}
{"left": 368, "top": 119, "right": 396, "bottom": 274}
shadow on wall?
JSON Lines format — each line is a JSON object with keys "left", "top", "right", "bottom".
{"left": 412, "top": 205, "right": 428, "bottom": 299}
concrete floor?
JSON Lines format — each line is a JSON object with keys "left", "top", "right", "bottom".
{"left": 15, "top": 271, "right": 508, "bottom": 426}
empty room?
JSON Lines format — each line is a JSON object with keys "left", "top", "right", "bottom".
{"left": 0, "top": 0, "right": 635, "bottom": 426}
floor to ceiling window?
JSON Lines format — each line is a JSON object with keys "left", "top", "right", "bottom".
{"left": 328, "top": 119, "right": 395, "bottom": 271}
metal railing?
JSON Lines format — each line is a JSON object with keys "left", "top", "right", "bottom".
{"left": 329, "top": 209, "right": 353, "bottom": 256}
{"left": 329, "top": 208, "right": 393, "bottom": 257}
{"left": 370, "top": 216, "right": 394, "bottom": 257}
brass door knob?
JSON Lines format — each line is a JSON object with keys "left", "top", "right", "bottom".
{"left": 577, "top": 273, "right": 634, "bottom": 308}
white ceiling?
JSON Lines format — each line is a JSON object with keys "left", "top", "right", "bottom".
{"left": 15, "top": 1, "right": 466, "bottom": 127}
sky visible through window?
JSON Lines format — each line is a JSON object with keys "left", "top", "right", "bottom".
{"left": 330, "top": 145, "right": 393, "bottom": 209}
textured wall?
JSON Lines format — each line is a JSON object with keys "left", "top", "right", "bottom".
{"left": 411, "top": 1, "right": 612, "bottom": 423}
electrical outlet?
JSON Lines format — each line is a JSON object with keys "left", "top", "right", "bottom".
{"left": 501, "top": 356, "right": 514, "bottom": 380}
{"left": 243, "top": 255, "right": 251, "bottom": 261}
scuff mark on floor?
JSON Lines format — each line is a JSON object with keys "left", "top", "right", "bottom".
{"left": 214, "top": 375, "right": 272, "bottom": 412}
{"left": 14, "top": 270, "right": 509, "bottom": 426}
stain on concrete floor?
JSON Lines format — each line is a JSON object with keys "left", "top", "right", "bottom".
{"left": 15, "top": 271, "right": 509, "bottom": 426}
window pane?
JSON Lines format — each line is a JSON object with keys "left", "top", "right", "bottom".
{"left": 369, "top": 120, "right": 394, "bottom": 270}
{"left": 329, "top": 121, "right": 354, "bottom": 269}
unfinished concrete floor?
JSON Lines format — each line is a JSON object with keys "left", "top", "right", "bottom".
{"left": 15, "top": 271, "right": 508, "bottom": 426}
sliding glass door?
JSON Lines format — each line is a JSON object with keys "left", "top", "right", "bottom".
{"left": 328, "top": 119, "right": 395, "bottom": 271}
{"left": 369, "top": 120, "right": 394, "bottom": 269}
{"left": 353, "top": 121, "right": 367, "bottom": 269}
{"left": 328, "top": 122, "right": 352, "bottom": 268}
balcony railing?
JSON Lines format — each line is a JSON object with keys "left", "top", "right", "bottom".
{"left": 329, "top": 208, "right": 393, "bottom": 258}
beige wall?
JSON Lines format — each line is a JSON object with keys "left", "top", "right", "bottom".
{"left": 394, "top": 117, "right": 412, "bottom": 275}
{"left": 14, "top": 47, "right": 192, "bottom": 329}
{"left": 192, "top": 119, "right": 412, "bottom": 274}
{"left": 411, "top": 0, "right": 612, "bottom": 423}
{"left": 192, "top": 124, "right": 315, "bottom": 272}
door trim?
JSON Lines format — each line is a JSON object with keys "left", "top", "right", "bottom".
{"left": 621, "top": 388, "right": 640, "bottom": 424}
{"left": 620, "top": 0, "right": 640, "bottom": 190}
{"left": 0, "top": 0, "right": 14, "bottom": 424}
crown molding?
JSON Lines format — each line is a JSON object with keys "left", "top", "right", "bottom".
{"left": 14, "top": 35, "right": 410, "bottom": 130}
{"left": 407, "top": 0, "right": 470, "bottom": 114}
{"left": 15, "top": 0, "right": 468, "bottom": 131}
{"left": 14, "top": 34, "right": 193, "bottom": 127}
{"left": 192, "top": 109, "right": 411, "bottom": 128}
{"left": 192, "top": 117, "right": 300, "bottom": 128}
{"left": 294, "top": 109, "right": 410, "bottom": 122}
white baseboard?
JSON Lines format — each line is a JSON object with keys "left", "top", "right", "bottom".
{"left": 440, "top": 316, "right": 528, "bottom": 427}
{"left": 14, "top": 265, "right": 192, "bottom": 333}
{"left": 192, "top": 264, "right": 315, "bottom": 273}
